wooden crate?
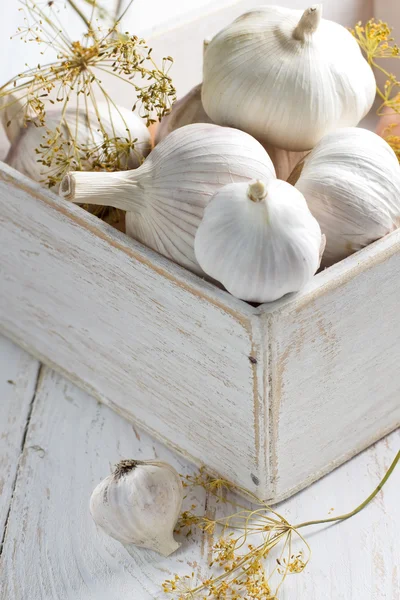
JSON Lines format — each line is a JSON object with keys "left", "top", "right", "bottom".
{"left": 0, "top": 0, "right": 399, "bottom": 502}
{"left": 1, "top": 162, "right": 399, "bottom": 502}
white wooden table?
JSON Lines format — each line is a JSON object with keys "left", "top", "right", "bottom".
{"left": 0, "top": 333, "right": 398, "bottom": 599}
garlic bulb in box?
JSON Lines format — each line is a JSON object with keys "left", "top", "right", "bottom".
{"left": 155, "top": 84, "right": 305, "bottom": 180}
{"left": 289, "top": 127, "right": 400, "bottom": 267}
{"left": 194, "top": 179, "right": 324, "bottom": 302}
{"left": 60, "top": 123, "right": 276, "bottom": 275}
{"left": 0, "top": 94, "right": 151, "bottom": 188}
{"left": 90, "top": 459, "right": 183, "bottom": 557}
{"left": 155, "top": 84, "right": 213, "bottom": 145}
{"left": 202, "top": 5, "right": 376, "bottom": 151}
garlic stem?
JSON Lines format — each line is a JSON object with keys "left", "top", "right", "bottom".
{"left": 60, "top": 170, "right": 141, "bottom": 211}
{"left": 293, "top": 5, "right": 322, "bottom": 42}
{"left": 247, "top": 180, "right": 267, "bottom": 202}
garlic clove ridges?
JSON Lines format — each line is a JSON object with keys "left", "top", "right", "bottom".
{"left": 90, "top": 459, "right": 183, "bottom": 557}
{"left": 61, "top": 123, "right": 276, "bottom": 275}
{"left": 194, "top": 179, "right": 322, "bottom": 303}
{"left": 3, "top": 103, "right": 151, "bottom": 189}
{"left": 290, "top": 127, "right": 400, "bottom": 267}
{"left": 202, "top": 5, "right": 376, "bottom": 151}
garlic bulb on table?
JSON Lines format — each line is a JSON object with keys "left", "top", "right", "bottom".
{"left": 1, "top": 95, "right": 151, "bottom": 188}
{"left": 202, "top": 5, "right": 376, "bottom": 151}
{"left": 90, "top": 459, "right": 183, "bottom": 557}
{"left": 60, "top": 123, "right": 276, "bottom": 275}
{"left": 289, "top": 127, "right": 400, "bottom": 267}
{"left": 194, "top": 179, "right": 323, "bottom": 303}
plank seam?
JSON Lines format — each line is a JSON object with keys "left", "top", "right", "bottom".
{"left": 0, "top": 364, "right": 44, "bottom": 557}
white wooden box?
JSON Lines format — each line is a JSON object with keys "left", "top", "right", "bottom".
{"left": 0, "top": 0, "right": 399, "bottom": 503}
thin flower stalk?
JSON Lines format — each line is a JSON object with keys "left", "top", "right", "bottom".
{"left": 351, "top": 19, "right": 400, "bottom": 159}
{"left": 0, "top": 0, "right": 176, "bottom": 194}
{"left": 163, "top": 451, "right": 399, "bottom": 599}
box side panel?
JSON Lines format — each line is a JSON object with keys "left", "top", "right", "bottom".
{"left": 269, "top": 237, "right": 400, "bottom": 501}
{"left": 0, "top": 167, "right": 265, "bottom": 493}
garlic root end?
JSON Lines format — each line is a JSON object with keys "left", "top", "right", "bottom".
{"left": 293, "top": 5, "right": 322, "bottom": 41}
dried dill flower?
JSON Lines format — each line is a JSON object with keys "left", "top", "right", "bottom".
{"left": 351, "top": 19, "right": 400, "bottom": 160}
{"left": 0, "top": 0, "right": 176, "bottom": 194}
{"left": 163, "top": 452, "right": 399, "bottom": 599}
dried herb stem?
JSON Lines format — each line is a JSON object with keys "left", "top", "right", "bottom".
{"left": 295, "top": 450, "right": 399, "bottom": 530}
{"left": 66, "top": 0, "right": 92, "bottom": 30}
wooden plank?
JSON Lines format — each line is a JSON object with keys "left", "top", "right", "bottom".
{"left": 0, "top": 336, "right": 39, "bottom": 542}
{"left": 0, "top": 362, "right": 398, "bottom": 598}
{"left": 278, "top": 428, "right": 400, "bottom": 600}
{"left": 0, "top": 162, "right": 266, "bottom": 496}
{"left": 265, "top": 229, "right": 400, "bottom": 501}
{"left": 0, "top": 367, "right": 208, "bottom": 600}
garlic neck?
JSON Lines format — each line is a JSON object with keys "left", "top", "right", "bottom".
{"left": 293, "top": 5, "right": 322, "bottom": 42}
{"left": 247, "top": 180, "right": 267, "bottom": 203}
{"left": 60, "top": 170, "right": 142, "bottom": 212}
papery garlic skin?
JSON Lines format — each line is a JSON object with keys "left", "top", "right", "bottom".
{"left": 194, "top": 179, "right": 322, "bottom": 302}
{"left": 90, "top": 460, "right": 183, "bottom": 557}
{"left": 291, "top": 127, "right": 400, "bottom": 267}
{"left": 155, "top": 84, "right": 212, "bottom": 145}
{"left": 202, "top": 5, "right": 376, "bottom": 151}
{"left": 155, "top": 84, "right": 304, "bottom": 179}
{"left": 3, "top": 103, "right": 151, "bottom": 188}
{"left": 61, "top": 123, "right": 276, "bottom": 275}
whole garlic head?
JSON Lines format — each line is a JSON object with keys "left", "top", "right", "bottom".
{"left": 194, "top": 179, "right": 323, "bottom": 303}
{"left": 90, "top": 459, "right": 183, "bottom": 557}
{"left": 290, "top": 127, "right": 400, "bottom": 267}
{"left": 2, "top": 100, "right": 151, "bottom": 189}
{"left": 202, "top": 5, "right": 376, "bottom": 151}
{"left": 61, "top": 123, "right": 276, "bottom": 275}
{"left": 154, "top": 84, "right": 306, "bottom": 180}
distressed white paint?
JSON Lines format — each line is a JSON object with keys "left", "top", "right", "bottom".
{"left": 0, "top": 160, "right": 399, "bottom": 502}
{"left": 0, "top": 163, "right": 266, "bottom": 497}
{"left": 0, "top": 351, "right": 398, "bottom": 599}
{"left": 0, "top": 0, "right": 398, "bottom": 501}
{"left": 0, "top": 336, "right": 39, "bottom": 535}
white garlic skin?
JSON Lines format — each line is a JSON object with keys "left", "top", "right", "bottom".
{"left": 4, "top": 103, "right": 151, "bottom": 189}
{"left": 202, "top": 5, "right": 376, "bottom": 151}
{"left": 292, "top": 127, "right": 400, "bottom": 267}
{"left": 90, "top": 460, "right": 183, "bottom": 557}
{"left": 61, "top": 123, "right": 276, "bottom": 275}
{"left": 154, "top": 85, "right": 305, "bottom": 180}
{"left": 194, "top": 179, "right": 322, "bottom": 303}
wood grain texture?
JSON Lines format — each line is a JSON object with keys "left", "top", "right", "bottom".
{"left": 0, "top": 159, "right": 399, "bottom": 501}
{"left": 0, "top": 162, "right": 265, "bottom": 496}
{"left": 0, "top": 357, "right": 398, "bottom": 599}
{"left": 262, "top": 229, "right": 400, "bottom": 501}
{"left": 0, "top": 336, "right": 39, "bottom": 540}
{"left": 0, "top": 367, "right": 208, "bottom": 600}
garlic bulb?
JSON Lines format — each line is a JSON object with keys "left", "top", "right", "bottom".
{"left": 194, "top": 179, "right": 323, "bottom": 302}
{"left": 289, "top": 127, "right": 400, "bottom": 267}
{"left": 0, "top": 92, "right": 25, "bottom": 144}
{"left": 2, "top": 96, "right": 151, "bottom": 188}
{"left": 60, "top": 123, "right": 276, "bottom": 275}
{"left": 90, "top": 459, "right": 183, "bottom": 557}
{"left": 155, "top": 84, "right": 304, "bottom": 179}
{"left": 155, "top": 84, "right": 212, "bottom": 145}
{"left": 202, "top": 5, "right": 376, "bottom": 151}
